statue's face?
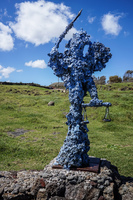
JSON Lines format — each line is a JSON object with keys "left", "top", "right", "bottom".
{"left": 73, "top": 33, "right": 90, "bottom": 46}
{"left": 68, "top": 32, "right": 91, "bottom": 56}
{"left": 65, "top": 31, "right": 111, "bottom": 70}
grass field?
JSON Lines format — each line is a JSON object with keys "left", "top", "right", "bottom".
{"left": 0, "top": 82, "right": 133, "bottom": 177}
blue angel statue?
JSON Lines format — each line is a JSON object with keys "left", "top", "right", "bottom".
{"left": 48, "top": 11, "right": 112, "bottom": 169}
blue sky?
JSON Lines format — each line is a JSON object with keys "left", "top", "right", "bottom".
{"left": 0, "top": 0, "right": 133, "bottom": 86}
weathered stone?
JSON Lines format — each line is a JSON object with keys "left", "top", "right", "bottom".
{"left": 103, "top": 183, "right": 114, "bottom": 194}
{"left": 97, "top": 178, "right": 105, "bottom": 184}
{"left": 98, "top": 196, "right": 106, "bottom": 200}
{"left": 31, "top": 178, "right": 45, "bottom": 196}
{"left": 103, "top": 183, "right": 114, "bottom": 200}
{"left": 52, "top": 177, "right": 59, "bottom": 182}
{"left": 98, "top": 185, "right": 104, "bottom": 190}
{"left": 58, "top": 174, "right": 66, "bottom": 180}
{"left": 50, "top": 197, "right": 67, "bottom": 200}
{"left": 41, "top": 172, "right": 50, "bottom": 178}
{"left": 0, "top": 158, "right": 133, "bottom": 200}
{"left": 0, "top": 186, "right": 4, "bottom": 196}
{"left": 65, "top": 182, "right": 88, "bottom": 200}
{"left": 67, "top": 175, "right": 78, "bottom": 184}
{"left": 48, "top": 101, "right": 55, "bottom": 106}
{"left": 4, "top": 187, "right": 9, "bottom": 192}
{"left": 121, "top": 193, "right": 133, "bottom": 200}
{"left": 86, "top": 188, "right": 100, "bottom": 200}
{"left": 11, "top": 188, "right": 19, "bottom": 194}
{"left": 90, "top": 181, "right": 97, "bottom": 187}
{"left": 67, "top": 175, "right": 75, "bottom": 181}
{"left": 90, "top": 176, "right": 98, "bottom": 182}
{"left": 19, "top": 186, "right": 26, "bottom": 193}
{"left": 46, "top": 182, "right": 65, "bottom": 197}
{"left": 7, "top": 193, "right": 34, "bottom": 200}
{"left": 7, "top": 187, "right": 13, "bottom": 193}
{"left": 36, "top": 188, "right": 47, "bottom": 200}
{"left": 119, "top": 182, "right": 133, "bottom": 198}
{"left": 104, "top": 180, "right": 110, "bottom": 186}
{"left": 77, "top": 176, "right": 85, "bottom": 183}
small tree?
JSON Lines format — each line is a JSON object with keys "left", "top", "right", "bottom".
{"left": 93, "top": 75, "right": 106, "bottom": 85}
{"left": 98, "top": 76, "right": 106, "bottom": 85}
{"left": 123, "top": 70, "right": 133, "bottom": 82}
{"left": 109, "top": 75, "right": 122, "bottom": 83}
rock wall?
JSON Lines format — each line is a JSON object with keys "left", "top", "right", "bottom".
{"left": 0, "top": 157, "right": 133, "bottom": 200}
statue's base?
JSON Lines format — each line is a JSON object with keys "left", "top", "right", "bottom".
{"left": 52, "top": 157, "right": 100, "bottom": 173}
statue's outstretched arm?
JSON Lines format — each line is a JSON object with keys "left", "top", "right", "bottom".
{"left": 86, "top": 77, "right": 103, "bottom": 106}
{"left": 84, "top": 42, "right": 111, "bottom": 105}
{"left": 92, "top": 42, "right": 112, "bottom": 72}
{"left": 85, "top": 42, "right": 112, "bottom": 73}
{"left": 86, "top": 77, "right": 98, "bottom": 98}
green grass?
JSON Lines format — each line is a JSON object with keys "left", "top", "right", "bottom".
{"left": 0, "top": 83, "right": 133, "bottom": 177}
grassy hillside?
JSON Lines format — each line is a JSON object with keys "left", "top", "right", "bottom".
{"left": 0, "top": 83, "right": 133, "bottom": 177}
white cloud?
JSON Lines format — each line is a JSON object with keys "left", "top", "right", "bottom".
{"left": 0, "top": 65, "right": 15, "bottom": 78}
{"left": 124, "top": 31, "right": 130, "bottom": 37}
{"left": 88, "top": 16, "right": 96, "bottom": 24}
{"left": 101, "top": 13, "right": 122, "bottom": 36}
{"left": 25, "top": 60, "right": 47, "bottom": 69}
{"left": 25, "top": 44, "right": 28, "bottom": 48}
{"left": 16, "top": 69, "right": 23, "bottom": 72}
{"left": 10, "top": 0, "right": 77, "bottom": 46}
{"left": 0, "top": 22, "right": 14, "bottom": 51}
{"left": 4, "top": 9, "right": 8, "bottom": 16}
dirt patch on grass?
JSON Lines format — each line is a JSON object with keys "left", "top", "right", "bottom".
{"left": 7, "top": 129, "right": 29, "bottom": 137}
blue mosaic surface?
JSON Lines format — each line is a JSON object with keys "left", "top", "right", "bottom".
{"left": 48, "top": 30, "right": 112, "bottom": 169}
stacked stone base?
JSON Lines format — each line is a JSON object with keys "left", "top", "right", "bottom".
{"left": 0, "top": 157, "right": 133, "bottom": 200}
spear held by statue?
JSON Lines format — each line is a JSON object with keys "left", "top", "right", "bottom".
{"left": 55, "top": 9, "right": 82, "bottom": 49}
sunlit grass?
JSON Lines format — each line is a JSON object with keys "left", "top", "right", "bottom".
{"left": 0, "top": 83, "right": 133, "bottom": 177}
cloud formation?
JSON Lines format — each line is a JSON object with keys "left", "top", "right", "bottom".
{"left": 25, "top": 60, "right": 47, "bottom": 69}
{"left": 0, "top": 65, "right": 15, "bottom": 79}
{"left": 0, "top": 22, "right": 14, "bottom": 51}
{"left": 124, "top": 31, "right": 130, "bottom": 37}
{"left": 16, "top": 69, "right": 23, "bottom": 72}
{"left": 101, "top": 13, "right": 122, "bottom": 36}
{"left": 88, "top": 16, "right": 96, "bottom": 24}
{"left": 10, "top": 0, "right": 77, "bottom": 46}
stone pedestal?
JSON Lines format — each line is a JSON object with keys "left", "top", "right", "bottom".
{"left": 0, "top": 157, "right": 133, "bottom": 200}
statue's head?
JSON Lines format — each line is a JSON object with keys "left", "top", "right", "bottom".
{"left": 64, "top": 30, "right": 112, "bottom": 72}
{"left": 65, "top": 30, "right": 91, "bottom": 57}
